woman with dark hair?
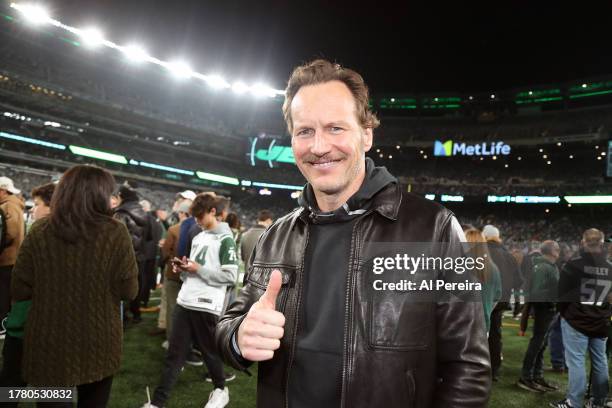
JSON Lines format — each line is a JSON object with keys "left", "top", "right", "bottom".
{"left": 11, "top": 165, "right": 138, "bottom": 407}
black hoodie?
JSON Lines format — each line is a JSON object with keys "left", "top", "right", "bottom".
{"left": 289, "top": 158, "right": 396, "bottom": 408}
{"left": 558, "top": 249, "right": 612, "bottom": 338}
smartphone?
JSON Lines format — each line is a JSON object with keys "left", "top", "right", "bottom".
{"left": 171, "top": 257, "right": 186, "bottom": 267}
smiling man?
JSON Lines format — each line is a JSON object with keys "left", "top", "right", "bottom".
{"left": 216, "top": 59, "right": 491, "bottom": 407}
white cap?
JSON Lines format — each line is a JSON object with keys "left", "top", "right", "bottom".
{"left": 0, "top": 177, "right": 20, "bottom": 195}
{"left": 178, "top": 190, "right": 196, "bottom": 201}
{"left": 482, "top": 224, "right": 500, "bottom": 240}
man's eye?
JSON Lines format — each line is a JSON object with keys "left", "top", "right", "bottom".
{"left": 296, "top": 128, "right": 313, "bottom": 137}
{"left": 330, "top": 127, "right": 344, "bottom": 133}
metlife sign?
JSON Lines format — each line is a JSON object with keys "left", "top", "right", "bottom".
{"left": 434, "top": 140, "right": 511, "bottom": 157}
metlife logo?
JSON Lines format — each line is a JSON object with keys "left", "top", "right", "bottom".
{"left": 434, "top": 140, "right": 511, "bottom": 157}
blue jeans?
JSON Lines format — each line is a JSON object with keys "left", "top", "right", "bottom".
{"left": 561, "top": 318, "right": 609, "bottom": 407}
{"left": 549, "top": 313, "right": 565, "bottom": 369}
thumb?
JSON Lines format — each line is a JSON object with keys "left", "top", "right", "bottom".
{"left": 259, "top": 269, "right": 282, "bottom": 310}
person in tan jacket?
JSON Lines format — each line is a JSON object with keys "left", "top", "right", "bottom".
{"left": 0, "top": 176, "right": 25, "bottom": 337}
{"left": 160, "top": 202, "right": 190, "bottom": 339}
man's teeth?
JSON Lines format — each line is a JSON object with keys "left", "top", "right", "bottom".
{"left": 312, "top": 160, "right": 338, "bottom": 167}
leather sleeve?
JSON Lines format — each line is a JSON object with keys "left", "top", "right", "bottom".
{"left": 433, "top": 214, "right": 492, "bottom": 407}
{"left": 215, "top": 278, "right": 261, "bottom": 371}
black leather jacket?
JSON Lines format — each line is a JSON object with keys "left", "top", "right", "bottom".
{"left": 216, "top": 184, "right": 491, "bottom": 408}
{"left": 114, "top": 200, "right": 149, "bottom": 262}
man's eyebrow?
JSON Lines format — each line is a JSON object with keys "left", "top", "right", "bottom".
{"left": 326, "top": 121, "right": 351, "bottom": 127}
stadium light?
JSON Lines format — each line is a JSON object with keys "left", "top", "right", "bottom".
{"left": 252, "top": 181, "right": 303, "bottom": 190}
{"left": 165, "top": 61, "right": 193, "bottom": 79}
{"left": 0, "top": 131, "right": 65, "bottom": 150}
{"left": 251, "top": 83, "right": 277, "bottom": 98}
{"left": 232, "top": 81, "right": 249, "bottom": 94}
{"left": 196, "top": 171, "right": 239, "bottom": 186}
{"left": 8, "top": 3, "right": 287, "bottom": 97}
{"left": 565, "top": 195, "right": 612, "bottom": 204}
{"left": 68, "top": 145, "right": 128, "bottom": 164}
{"left": 11, "top": 3, "right": 51, "bottom": 25}
{"left": 203, "top": 74, "right": 230, "bottom": 90}
{"left": 78, "top": 27, "right": 105, "bottom": 47}
{"left": 122, "top": 44, "right": 149, "bottom": 62}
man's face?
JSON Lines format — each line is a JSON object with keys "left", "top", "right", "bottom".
{"left": 290, "top": 81, "right": 372, "bottom": 198}
{"left": 0, "top": 189, "right": 7, "bottom": 200}
{"left": 31, "top": 196, "right": 50, "bottom": 221}
{"left": 551, "top": 246, "right": 561, "bottom": 261}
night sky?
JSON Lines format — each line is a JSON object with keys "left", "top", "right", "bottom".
{"left": 25, "top": 1, "right": 612, "bottom": 94}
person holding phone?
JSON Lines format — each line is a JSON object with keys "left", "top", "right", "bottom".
{"left": 144, "top": 194, "right": 238, "bottom": 408}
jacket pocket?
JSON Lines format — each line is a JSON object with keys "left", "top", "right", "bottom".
{"left": 367, "top": 289, "right": 433, "bottom": 350}
{"left": 247, "top": 265, "right": 295, "bottom": 313}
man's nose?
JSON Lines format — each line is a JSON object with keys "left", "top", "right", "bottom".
{"left": 310, "top": 131, "right": 331, "bottom": 156}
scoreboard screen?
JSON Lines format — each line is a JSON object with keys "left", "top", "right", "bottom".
{"left": 247, "top": 134, "right": 295, "bottom": 168}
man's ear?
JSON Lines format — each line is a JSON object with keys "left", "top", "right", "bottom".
{"left": 363, "top": 127, "right": 373, "bottom": 152}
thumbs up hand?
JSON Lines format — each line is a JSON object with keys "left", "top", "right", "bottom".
{"left": 237, "top": 269, "right": 286, "bottom": 361}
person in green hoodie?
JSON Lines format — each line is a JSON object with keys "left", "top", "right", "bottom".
{"left": 517, "top": 240, "right": 561, "bottom": 393}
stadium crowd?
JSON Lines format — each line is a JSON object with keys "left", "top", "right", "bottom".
{"left": 0, "top": 163, "right": 610, "bottom": 407}
{"left": 0, "top": 48, "right": 611, "bottom": 407}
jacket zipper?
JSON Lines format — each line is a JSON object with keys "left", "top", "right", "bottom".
{"left": 284, "top": 223, "right": 310, "bottom": 408}
{"left": 340, "top": 212, "right": 370, "bottom": 408}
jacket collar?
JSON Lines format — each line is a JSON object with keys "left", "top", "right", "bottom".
{"left": 297, "top": 159, "right": 401, "bottom": 224}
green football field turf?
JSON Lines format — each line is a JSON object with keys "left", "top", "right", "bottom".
{"left": 1, "top": 297, "right": 605, "bottom": 407}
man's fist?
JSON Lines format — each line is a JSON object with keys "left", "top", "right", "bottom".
{"left": 237, "top": 269, "right": 286, "bottom": 361}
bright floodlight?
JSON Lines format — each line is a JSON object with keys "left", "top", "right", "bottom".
{"left": 12, "top": 3, "right": 51, "bottom": 25}
{"left": 79, "top": 28, "right": 104, "bottom": 47}
{"left": 166, "top": 61, "right": 192, "bottom": 78}
{"left": 232, "top": 81, "right": 249, "bottom": 94}
{"left": 122, "top": 44, "right": 148, "bottom": 62}
{"left": 250, "top": 83, "right": 276, "bottom": 98}
{"left": 205, "top": 75, "right": 230, "bottom": 89}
